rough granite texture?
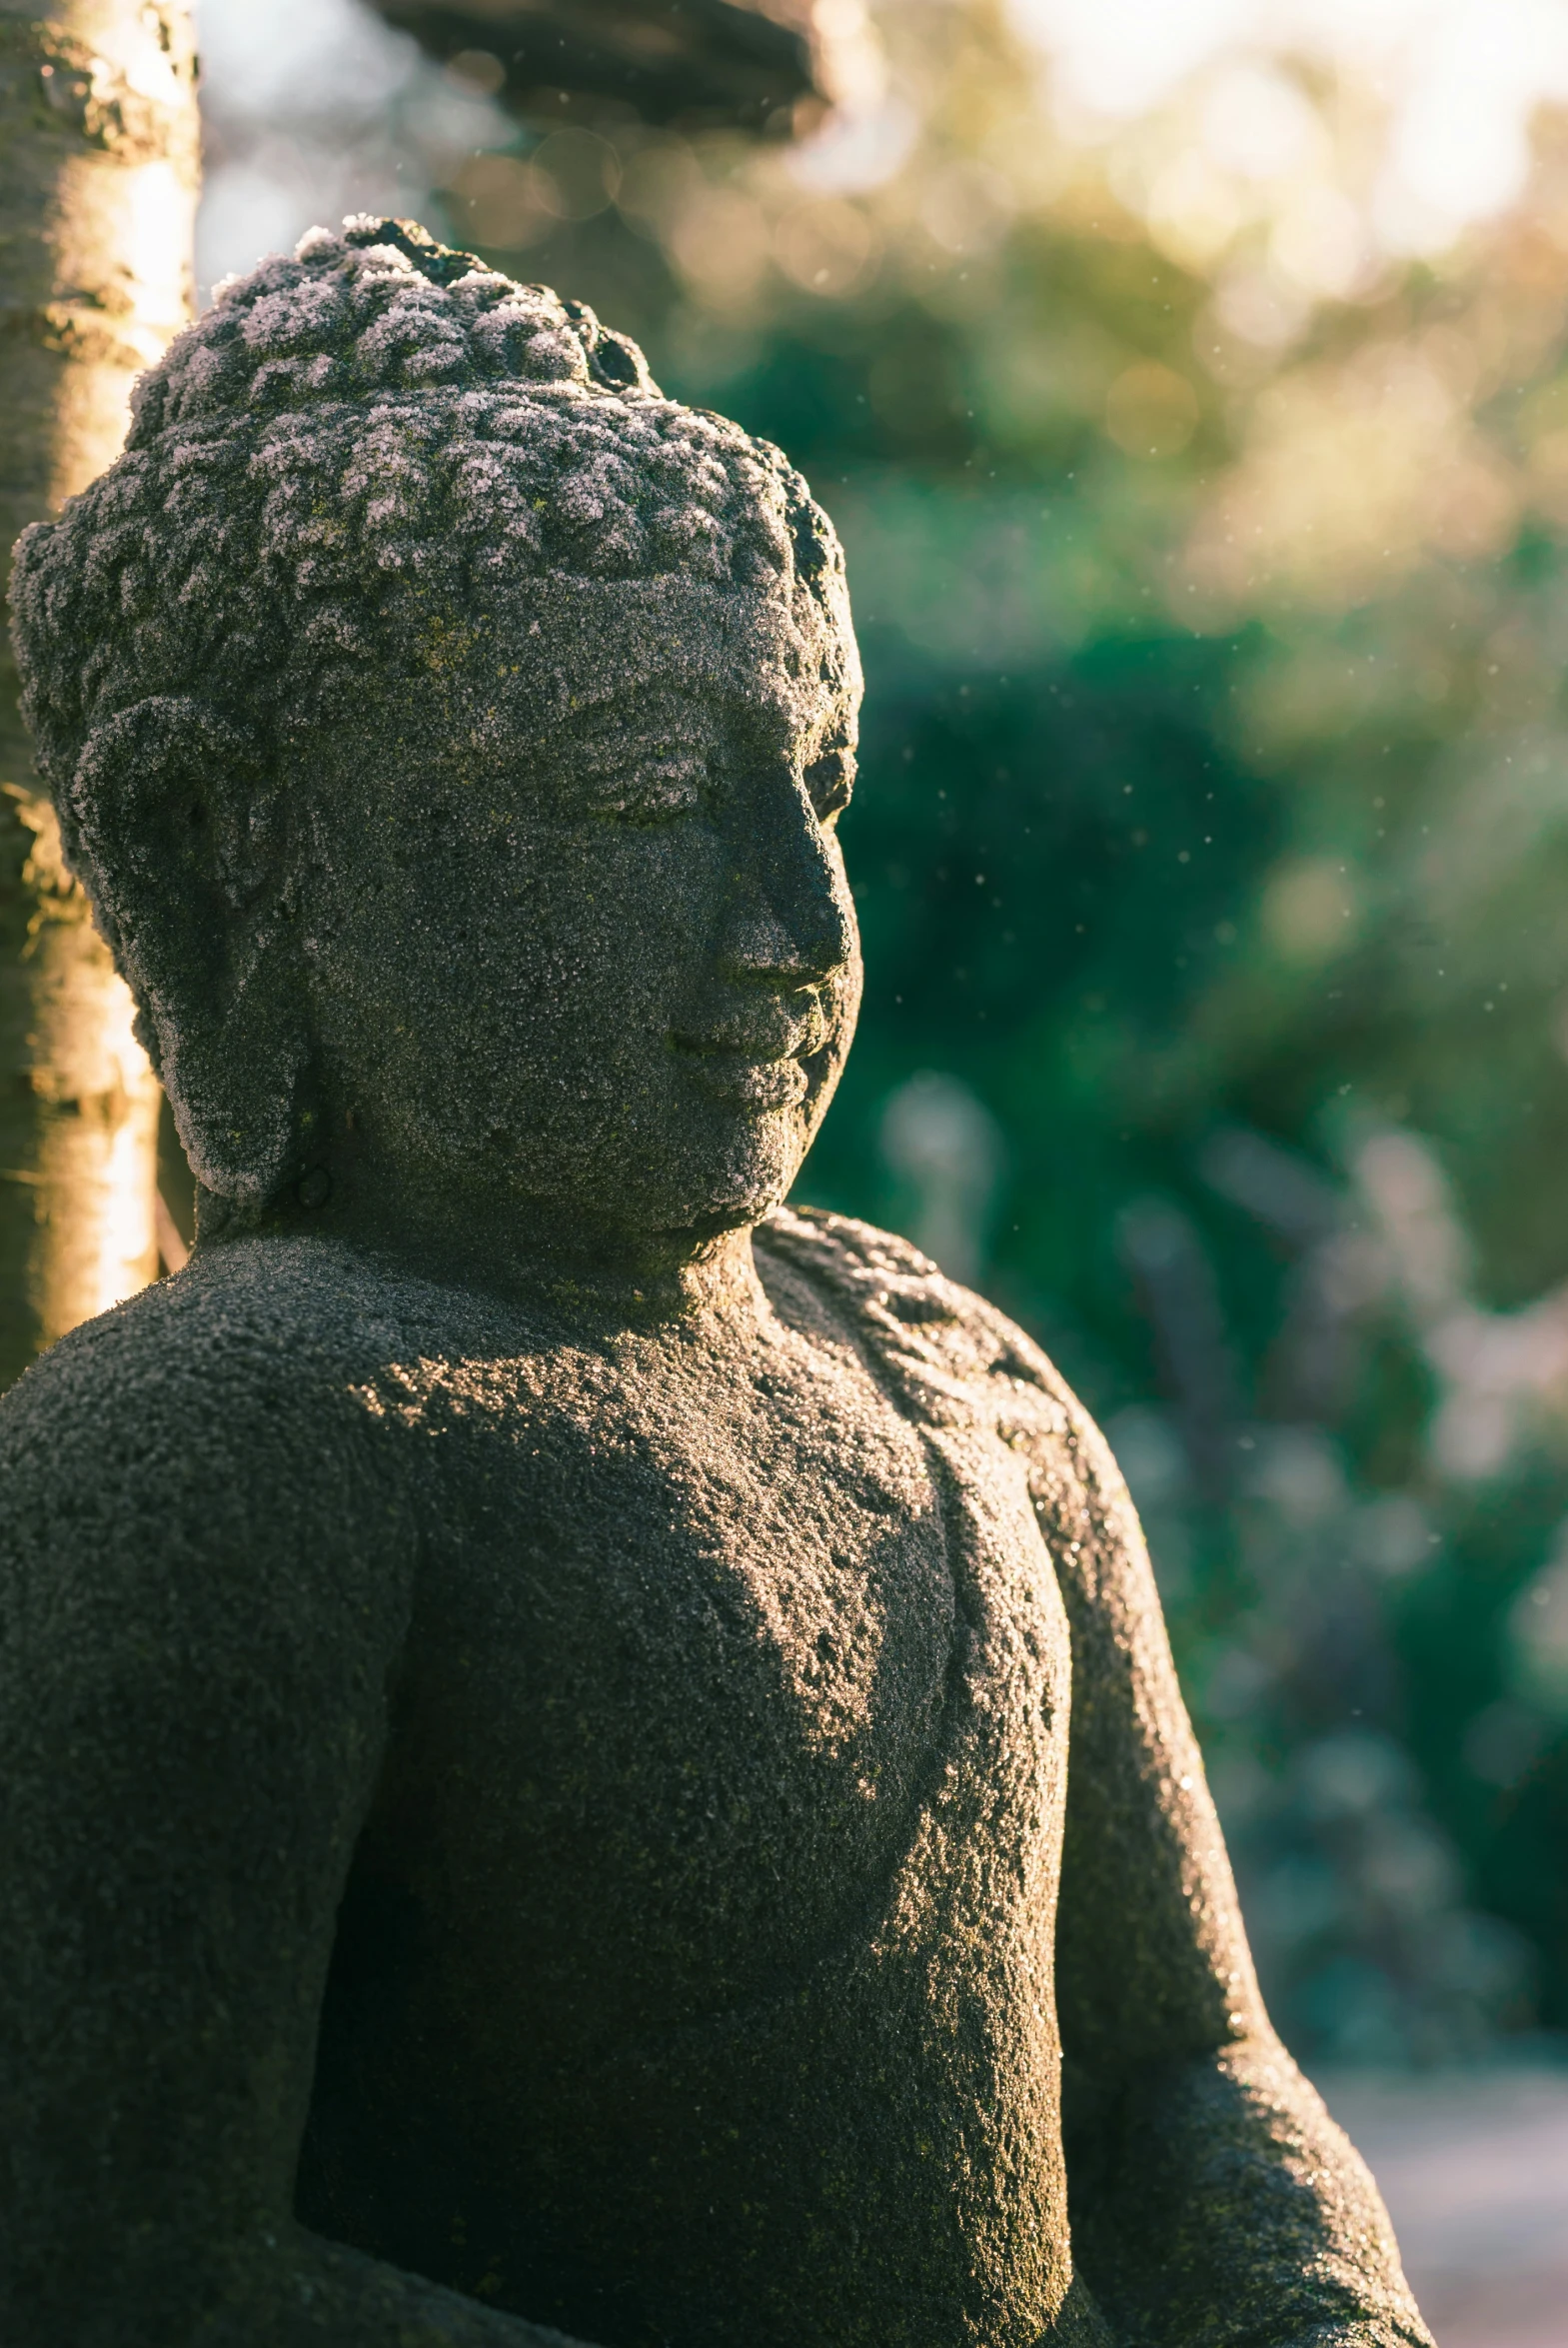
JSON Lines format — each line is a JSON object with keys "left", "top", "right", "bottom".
{"left": 3, "top": 221, "right": 1434, "bottom": 2348}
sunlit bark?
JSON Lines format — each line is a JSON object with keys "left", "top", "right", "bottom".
{"left": 0, "top": 1, "right": 197, "bottom": 1383}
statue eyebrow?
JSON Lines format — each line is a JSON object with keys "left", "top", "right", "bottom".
{"left": 557, "top": 678, "right": 702, "bottom": 729}
{"left": 560, "top": 704, "right": 708, "bottom": 758}
{"left": 550, "top": 677, "right": 828, "bottom": 769}
{"left": 572, "top": 740, "right": 707, "bottom": 777}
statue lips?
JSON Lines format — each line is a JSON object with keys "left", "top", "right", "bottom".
{"left": 673, "top": 1003, "right": 829, "bottom": 1110}
{"left": 686, "top": 1052, "right": 810, "bottom": 1109}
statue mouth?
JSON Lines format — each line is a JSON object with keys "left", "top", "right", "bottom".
{"left": 674, "top": 1040, "right": 813, "bottom": 1109}
{"left": 672, "top": 1012, "right": 825, "bottom": 1108}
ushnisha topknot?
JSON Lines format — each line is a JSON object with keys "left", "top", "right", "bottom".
{"left": 9, "top": 215, "right": 850, "bottom": 813}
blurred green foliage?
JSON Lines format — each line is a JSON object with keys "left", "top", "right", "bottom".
{"left": 430, "top": 2, "right": 1568, "bottom": 2060}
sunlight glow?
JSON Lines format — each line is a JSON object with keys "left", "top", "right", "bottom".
{"left": 1012, "top": 0, "right": 1568, "bottom": 257}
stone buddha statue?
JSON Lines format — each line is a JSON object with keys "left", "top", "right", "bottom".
{"left": 3, "top": 219, "right": 1430, "bottom": 2348}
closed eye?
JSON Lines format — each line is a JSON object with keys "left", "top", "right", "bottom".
{"left": 594, "top": 757, "right": 709, "bottom": 827}
{"left": 804, "top": 748, "right": 855, "bottom": 824}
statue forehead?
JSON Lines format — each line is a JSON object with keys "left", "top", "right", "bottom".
{"left": 385, "top": 573, "right": 860, "bottom": 738}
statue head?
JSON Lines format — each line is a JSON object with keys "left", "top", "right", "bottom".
{"left": 8, "top": 217, "right": 861, "bottom": 1266}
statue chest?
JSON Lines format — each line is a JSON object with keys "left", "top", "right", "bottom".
{"left": 323, "top": 1324, "right": 1079, "bottom": 2346}
{"left": 375, "top": 1334, "right": 1069, "bottom": 2018}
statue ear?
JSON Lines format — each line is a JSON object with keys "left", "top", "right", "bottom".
{"left": 68, "top": 697, "right": 314, "bottom": 1205}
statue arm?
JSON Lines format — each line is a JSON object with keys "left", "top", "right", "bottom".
{"left": 1034, "top": 1405, "right": 1432, "bottom": 2348}
{"left": 0, "top": 1324, "right": 589, "bottom": 2348}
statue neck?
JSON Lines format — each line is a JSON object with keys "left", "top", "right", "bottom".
{"left": 199, "top": 1164, "right": 769, "bottom": 1337}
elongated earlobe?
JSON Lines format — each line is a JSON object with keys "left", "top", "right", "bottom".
{"left": 67, "top": 698, "right": 315, "bottom": 1205}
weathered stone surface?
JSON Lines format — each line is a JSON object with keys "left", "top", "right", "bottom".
{"left": 2, "top": 220, "right": 1434, "bottom": 2347}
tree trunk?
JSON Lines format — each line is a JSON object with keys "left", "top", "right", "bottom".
{"left": 0, "top": 2, "right": 197, "bottom": 1385}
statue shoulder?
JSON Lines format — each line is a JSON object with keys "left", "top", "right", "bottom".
{"left": 757, "top": 1204, "right": 1133, "bottom": 1536}
{"left": 0, "top": 1235, "right": 418, "bottom": 1589}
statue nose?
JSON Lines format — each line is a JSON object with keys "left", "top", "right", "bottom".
{"left": 719, "top": 784, "right": 850, "bottom": 988}
{"left": 722, "top": 900, "right": 842, "bottom": 988}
